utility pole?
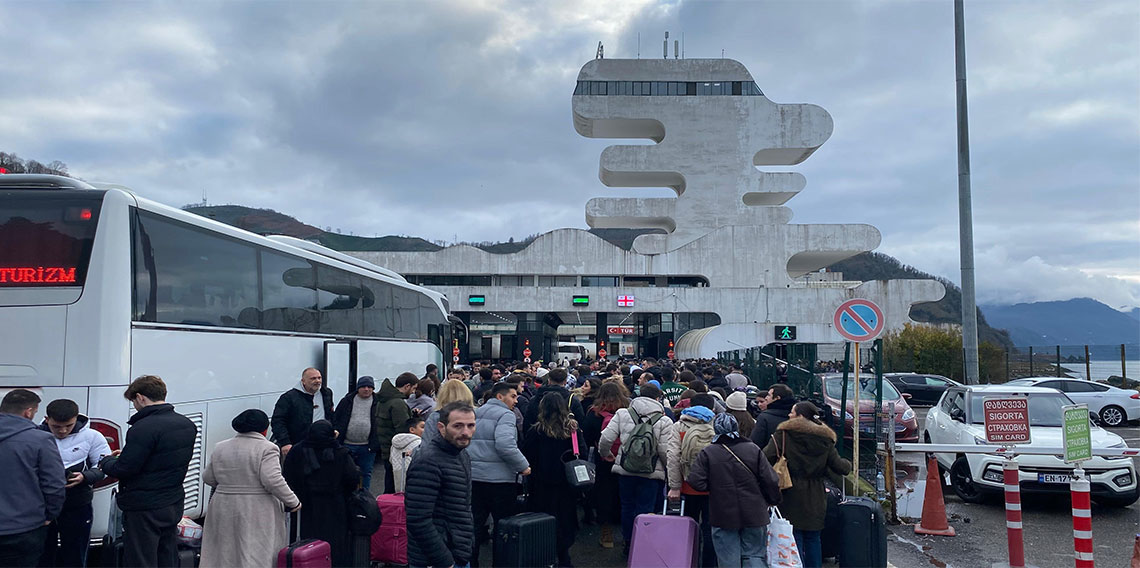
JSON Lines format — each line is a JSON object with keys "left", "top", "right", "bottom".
{"left": 955, "top": 0, "right": 980, "bottom": 385}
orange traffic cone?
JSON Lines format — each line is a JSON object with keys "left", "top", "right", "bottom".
{"left": 914, "top": 455, "right": 956, "bottom": 536}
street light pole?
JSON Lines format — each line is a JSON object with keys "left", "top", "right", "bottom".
{"left": 955, "top": 0, "right": 980, "bottom": 385}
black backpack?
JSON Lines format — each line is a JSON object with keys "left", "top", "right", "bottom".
{"left": 347, "top": 488, "right": 382, "bottom": 535}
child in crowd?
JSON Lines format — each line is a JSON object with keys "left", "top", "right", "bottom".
{"left": 389, "top": 417, "right": 425, "bottom": 492}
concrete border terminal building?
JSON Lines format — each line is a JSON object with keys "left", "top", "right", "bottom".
{"left": 348, "top": 57, "right": 944, "bottom": 363}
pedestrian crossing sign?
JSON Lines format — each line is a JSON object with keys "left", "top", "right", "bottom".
{"left": 775, "top": 325, "right": 797, "bottom": 341}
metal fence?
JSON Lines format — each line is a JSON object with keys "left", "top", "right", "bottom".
{"left": 881, "top": 342, "right": 1136, "bottom": 385}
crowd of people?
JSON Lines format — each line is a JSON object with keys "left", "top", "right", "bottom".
{"left": 0, "top": 355, "right": 851, "bottom": 568}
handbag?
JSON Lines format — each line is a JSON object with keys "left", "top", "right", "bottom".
{"left": 563, "top": 431, "right": 596, "bottom": 490}
{"left": 767, "top": 507, "right": 803, "bottom": 568}
{"left": 772, "top": 432, "right": 793, "bottom": 490}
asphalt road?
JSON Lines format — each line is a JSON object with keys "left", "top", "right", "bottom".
{"left": 885, "top": 407, "right": 1140, "bottom": 568}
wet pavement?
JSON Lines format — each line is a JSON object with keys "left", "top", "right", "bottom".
{"left": 884, "top": 407, "right": 1140, "bottom": 568}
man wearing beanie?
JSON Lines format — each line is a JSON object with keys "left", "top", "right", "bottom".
{"left": 725, "top": 391, "right": 756, "bottom": 439}
{"left": 687, "top": 413, "right": 781, "bottom": 568}
{"left": 333, "top": 376, "right": 381, "bottom": 490}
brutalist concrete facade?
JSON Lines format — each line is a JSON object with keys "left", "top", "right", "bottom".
{"left": 348, "top": 58, "right": 944, "bottom": 359}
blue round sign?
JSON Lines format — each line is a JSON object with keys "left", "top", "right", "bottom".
{"left": 833, "top": 299, "right": 885, "bottom": 342}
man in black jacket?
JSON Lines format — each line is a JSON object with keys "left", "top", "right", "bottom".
{"left": 99, "top": 375, "right": 197, "bottom": 568}
{"left": 406, "top": 402, "right": 475, "bottom": 568}
{"left": 521, "top": 368, "right": 585, "bottom": 432}
{"left": 750, "top": 383, "right": 795, "bottom": 448}
{"left": 271, "top": 367, "right": 335, "bottom": 457}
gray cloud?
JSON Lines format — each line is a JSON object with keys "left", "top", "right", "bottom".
{"left": 1, "top": 0, "right": 1135, "bottom": 308}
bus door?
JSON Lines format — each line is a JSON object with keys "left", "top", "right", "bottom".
{"left": 323, "top": 340, "right": 355, "bottom": 395}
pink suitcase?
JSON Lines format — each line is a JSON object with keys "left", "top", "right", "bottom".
{"left": 628, "top": 501, "right": 699, "bottom": 568}
{"left": 276, "top": 539, "right": 331, "bottom": 568}
{"left": 370, "top": 493, "right": 408, "bottom": 565}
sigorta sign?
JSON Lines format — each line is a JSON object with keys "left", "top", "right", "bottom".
{"left": 982, "top": 397, "right": 1031, "bottom": 444}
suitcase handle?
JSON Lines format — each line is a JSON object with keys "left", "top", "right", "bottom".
{"left": 661, "top": 495, "right": 685, "bottom": 517}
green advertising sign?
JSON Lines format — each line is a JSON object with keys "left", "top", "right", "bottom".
{"left": 1063, "top": 404, "right": 1092, "bottom": 464}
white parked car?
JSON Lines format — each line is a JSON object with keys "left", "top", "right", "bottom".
{"left": 925, "top": 385, "right": 1137, "bottom": 507}
{"left": 1005, "top": 377, "right": 1139, "bottom": 427}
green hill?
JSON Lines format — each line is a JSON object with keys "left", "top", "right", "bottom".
{"left": 180, "top": 204, "right": 1009, "bottom": 347}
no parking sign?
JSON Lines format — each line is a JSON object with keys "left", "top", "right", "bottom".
{"left": 833, "top": 298, "right": 885, "bottom": 342}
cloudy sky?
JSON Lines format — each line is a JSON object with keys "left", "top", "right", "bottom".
{"left": 2, "top": 0, "right": 1137, "bottom": 309}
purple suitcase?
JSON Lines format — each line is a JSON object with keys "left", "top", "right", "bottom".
{"left": 276, "top": 539, "right": 331, "bottom": 568}
{"left": 628, "top": 501, "right": 699, "bottom": 568}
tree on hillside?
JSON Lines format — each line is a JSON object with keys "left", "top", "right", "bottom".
{"left": 883, "top": 323, "right": 1007, "bottom": 383}
{"left": 0, "top": 152, "right": 69, "bottom": 176}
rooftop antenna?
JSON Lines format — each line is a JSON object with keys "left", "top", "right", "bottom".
{"left": 682, "top": 32, "right": 685, "bottom": 59}
{"left": 596, "top": 41, "right": 604, "bottom": 60}
{"left": 721, "top": 48, "right": 725, "bottom": 58}
{"left": 663, "top": 31, "right": 669, "bottom": 59}
{"left": 637, "top": 32, "right": 640, "bottom": 59}
{"left": 674, "top": 39, "right": 679, "bottom": 59}
{"left": 201, "top": 187, "right": 207, "bottom": 207}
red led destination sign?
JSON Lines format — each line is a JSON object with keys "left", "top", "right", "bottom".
{"left": 0, "top": 266, "right": 78, "bottom": 284}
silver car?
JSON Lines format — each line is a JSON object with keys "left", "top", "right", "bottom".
{"left": 1005, "top": 377, "right": 1140, "bottom": 427}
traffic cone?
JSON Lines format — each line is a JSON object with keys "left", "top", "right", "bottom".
{"left": 914, "top": 455, "right": 956, "bottom": 536}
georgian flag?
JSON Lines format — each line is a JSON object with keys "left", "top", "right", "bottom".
{"left": 617, "top": 295, "right": 635, "bottom": 307}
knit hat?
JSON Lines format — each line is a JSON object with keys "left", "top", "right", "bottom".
{"left": 726, "top": 391, "right": 748, "bottom": 411}
{"left": 714, "top": 413, "right": 739, "bottom": 439}
{"left": 231, "top": 409, "right": 269, "bottom": 433}
{"left": 356, "top": 376, "right": 375, "bottom": 390}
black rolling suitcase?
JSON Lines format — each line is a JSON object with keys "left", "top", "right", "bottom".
{"left": 838, "top": 497, "right": 887, "bottom": 568}
{"left": 820, "top": 482, "right": 843, "bottom": 561}
{"left": 493, "top": 512, "right": 556, "bottom": 568}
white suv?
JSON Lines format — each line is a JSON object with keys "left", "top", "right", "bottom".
{"left": 924, "top": 385, "right": 1137, "bottom": 507}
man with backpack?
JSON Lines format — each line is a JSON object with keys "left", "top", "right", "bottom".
{"left": 665, "top": 394, "right": 718, "bottom": 568}
{"left": 599, "top": 383, "right": 674, "bottom": 556}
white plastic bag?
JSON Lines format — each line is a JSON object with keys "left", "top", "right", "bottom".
{"left": 767, "top": 507, "right": 803, "bottom": 568}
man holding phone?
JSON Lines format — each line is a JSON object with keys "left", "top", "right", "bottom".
{"left": 40, "top": 399, "right": 112, "bottom": 567}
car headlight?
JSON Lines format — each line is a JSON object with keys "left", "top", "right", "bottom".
{"left": 974, "top": 436, "right": 988, "bottom": 445}
{"left": 901, "top": 409, "right": 915, "bottom": 422}
{"left": 1108, "top": 441, "right": 1128, "bottom": 449}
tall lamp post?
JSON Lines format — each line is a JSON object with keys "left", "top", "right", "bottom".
{"left": 955, "top": 0, "right": 980, "bottom": 385}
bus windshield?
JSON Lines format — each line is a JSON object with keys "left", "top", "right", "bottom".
{"left": 0, "top": 190, "right": 103, "bottom": 287}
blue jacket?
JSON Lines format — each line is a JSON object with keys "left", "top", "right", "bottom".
{"left": 0, "top": 413, "right": 66, "bottom": 535}
{"left": 468, "top": 398, "right": 528, "bottom": 483}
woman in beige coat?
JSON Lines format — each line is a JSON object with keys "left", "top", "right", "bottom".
{"left": 201, "top": 409, "right": 301, "bottom": 568}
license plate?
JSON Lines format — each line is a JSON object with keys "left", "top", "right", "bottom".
{"left": 1038, "top": 474, "right": 1073, "bottom": 484}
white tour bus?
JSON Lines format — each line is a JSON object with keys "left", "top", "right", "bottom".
{"left": 0, "top": 174, "right": 452, "bottom": 538}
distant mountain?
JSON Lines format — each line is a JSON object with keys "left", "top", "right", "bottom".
{"left": 1129, "top": 308, "right": 1140, "bottom": 321}
{"left": 982, "top": 298, "right": 1140, "bottom": 347}
{"left": 183, "top": 205, "right": 661, "bottom": 253}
